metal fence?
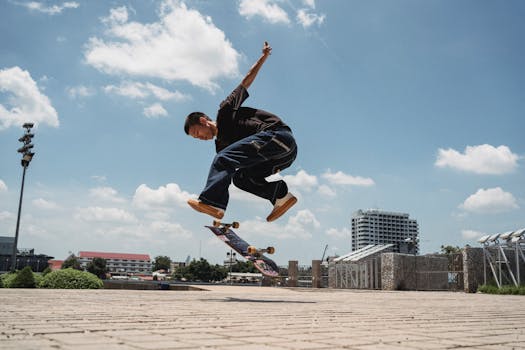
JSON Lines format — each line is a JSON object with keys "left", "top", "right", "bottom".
{"left": 332, "top": 257, "right": 382, "bottom": 289}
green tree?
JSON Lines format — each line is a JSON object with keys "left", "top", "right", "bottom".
{"left": 231, "top": 261, "right": 257, "bottom": 273}
{"left": 172, "top": 266, "right": 187, "bottom": 280}
{"left": 173, "top": 258, "right": 227, "bottom": 282}
{"left": 86, "top": 257, "right": 108, "bottom": 279}
{"left": 62, "top": 254, "right": 81, "bottom": 270}
{"left": 440, "top": 245, "right": 462, "bottom": 255}
{"left": 153, "top": 255, "right": 172, "bottom": 272}
{"left": 11, "top": 266, "right": 36, "bottom": 288}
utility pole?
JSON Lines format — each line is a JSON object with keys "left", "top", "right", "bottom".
{"left": 11, "top": 123, "right": 35, "bottom": 272}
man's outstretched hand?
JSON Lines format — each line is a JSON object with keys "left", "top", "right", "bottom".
{"left": 242, "top": 41, "right": 273, "bottom": 89}
{"left": 262, "top": 41, "right": 272, "bottom": 56}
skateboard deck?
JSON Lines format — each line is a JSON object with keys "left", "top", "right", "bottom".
{"left": 206, "top": 222, "right": 279, "bottom": 278}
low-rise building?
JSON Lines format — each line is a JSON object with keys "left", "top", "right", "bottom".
{"left": 0, "top": 236, "right": 53, "bottom": 272}
{"left": 48, "top": 260, "right": 64, "bottom": 270}
{"left": 78, "top": 251, "right": 152, "bottom": 275}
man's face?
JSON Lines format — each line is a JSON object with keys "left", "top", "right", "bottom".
{"left": 188, "top": 118, "right": 214, "bottom": 140}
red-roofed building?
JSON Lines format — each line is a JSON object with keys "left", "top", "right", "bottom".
{"left": 48, "top": 260, "right": 64, "bottom": 270}
{"left": 78, "top": 251, "right": 152, "bottom": 275}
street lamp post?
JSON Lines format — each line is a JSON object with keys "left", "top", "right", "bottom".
{"left": 10, "top": 123, "right": 35, "bottom": 272}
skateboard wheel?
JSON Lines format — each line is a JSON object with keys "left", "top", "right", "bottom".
{"left": 213, "top": 220, "right": 221, "bottom": 227}
{"left": 247, "top": 246, "right": 257, "bottom": 255}
{"left": 232, "top": 221, "right": 240, "bottom": 229}
{"left": 267, "top": 246, "right": 275, "bottom": 254}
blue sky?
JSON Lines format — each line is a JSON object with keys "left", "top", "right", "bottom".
{"left": 0, "top": 0, "right": 524, "bottom": 265}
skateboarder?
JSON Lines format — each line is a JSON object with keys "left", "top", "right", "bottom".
{"left": 184, "top": 41, "right": 297, "bottom": 222}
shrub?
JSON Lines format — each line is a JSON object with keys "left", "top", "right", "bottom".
{"left": 11, "top": 266, "right": 36, "bottom": 288}
{"left": 39, "top": 268, "right": 103, "bottom": 289}
{"left": 1, "top": 273, "right": 18, "bottom": 288}
{"left": 1, "top": 270, "right": 46, "bottom": 288}
{"left": 33, "top": 272, "right": 43, "bottom": 287}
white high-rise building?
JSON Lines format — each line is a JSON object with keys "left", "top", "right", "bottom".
{"left": 351, "top": 209, "right": 419, "bottom": 254}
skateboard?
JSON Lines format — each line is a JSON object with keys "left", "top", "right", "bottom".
{"left": 206, "top": 220, "right": 279, "bottom": 278}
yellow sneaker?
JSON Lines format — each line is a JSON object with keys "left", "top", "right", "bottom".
{"left": 187, "top": 199, "right": 224, "bottom": 219}
{"left": 266, "top": 193, "right": 297, "bottom": 222}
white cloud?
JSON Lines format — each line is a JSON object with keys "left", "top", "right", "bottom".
{"left": 0, "top": 66, "right": 59, "bottom": 129}
{"left": 289, "top": 209, "right": 320, "bottom": 228}
{"left": 229, "top": 185, "right": 267, "bottom": 204}
{"left": 91, "top": 175, "right": 107, "bottom": 183}
{"left": 143, "top": 103, "right": 168, "bottom": 118}
{"left": 102, "top": 6, "right": 129, "bottom": 25}
{"left": 32, "top": 198, "right": 59, "bottom": 210}
{"left": 461, "top": 229, "right": 486, "bottom": 240}
{"left": 238, "top": 0, "right": 290, "bottom": 24}
{"left": 284, "top": 169, "right": 318, "bottom": 189}
{"left": 66, "top": 85, "right": 96, "bottom": 99}
{"left": 435, "top": 144, "right": 519, "bottom": 175}
{"left": 0, "top": 179, "right": 7, "bottom": 192}
{"left": 322, "top": 170, "right": 375, "bottom": 187}
{"left": 459, "top": 187, "right": 519, "bottom": 214}
{"left": 89, "top": 187, "right": 125, "bottom": 203}
{"left": 317, "top": 184, "right": 336, "bottom": 198}
{"left": 145, "top": 83, "right": 189, "bottom": 101}
{"left": 16, "top": 1, "right": 79, "bottom": 15}
{"left": 104, "top": 81, "right": 190, "bottom": 102}
{"left": 0, "top": 211, "right": 14, "bottom": 221}
{"left": 296, "top": 9, "right": 325, "bottom": 28}
{"left": 326, "top": 227, "right": 351, "bottom": 239}
{"left": 75, "top": 206, "right": 137, "bottom": 223}
{"left": 267, "top": 169, "right": 318, "bottom": 192}
{"left": 303, "top": 0, "right": 316, "bottom": 8}
{"left": 99, "top": 221, "right": 193, "bottom": 242}
{"left": 149, "top": 221, "right": 192, "bottom": 239}
{"left": 242, "top": 209, "right": 319, "bottom": 240}
{"left": 84, "top": 1, "right": 240, "bottom": 91}
{"left": 104, "top": 82, "right": 148, "bottom": 99}
{"left": 23, "top": 223, "right": 49, "bottom": 239}
{"left": 132, "top": 183, "right": 193, "bottom": 210}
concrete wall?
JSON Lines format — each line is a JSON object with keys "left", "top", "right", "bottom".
{"left": 312, "top": 260, "right": 322, "bottom": 288}
{"left": 462, "top": 247, "right": 484, "bottom": 293}
{"left": 287, "top": 260, "right": 298, "bottom": 287}
{"left": 381, "top": 253, "right": 448, "bottom": 291}
{"left": 329, "top": 245, "right": 524, "bottom": 292}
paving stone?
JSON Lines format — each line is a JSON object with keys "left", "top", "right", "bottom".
{"left": 1, "top": 287, "right": 524, "bottom": 350}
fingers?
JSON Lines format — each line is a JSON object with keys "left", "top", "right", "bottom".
{"left": 263, "top": 41, "right": 272, "bottom": 55}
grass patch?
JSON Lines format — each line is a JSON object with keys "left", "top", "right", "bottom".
{"left": 478, "top": 284, "right": 525, "bottom": 295}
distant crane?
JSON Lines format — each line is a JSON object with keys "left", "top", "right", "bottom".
{"left": 321, "top": 244, "right": 328, "bottom": 262}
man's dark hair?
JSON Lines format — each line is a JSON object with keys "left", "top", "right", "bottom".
{"left": 184, "top": 112, "right": 211, "bottom": 135}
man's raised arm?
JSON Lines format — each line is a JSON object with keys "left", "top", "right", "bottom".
{"left": 241, "top": 41, "right": 272, "bottom": 90}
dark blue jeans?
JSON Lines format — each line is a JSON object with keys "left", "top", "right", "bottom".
{"left": 199, "top": 128, "right": 297, "bottom": 210}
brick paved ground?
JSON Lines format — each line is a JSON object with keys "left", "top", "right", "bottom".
{"left": 1, "top": 286, "right": 524, "bottom": 350}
